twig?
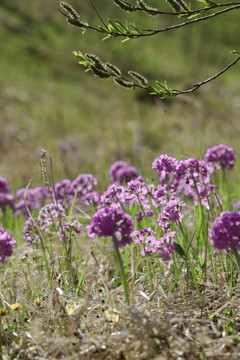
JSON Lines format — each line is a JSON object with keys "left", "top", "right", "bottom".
{"left": 181, "top": 55, "right": 240, "bottom": 94}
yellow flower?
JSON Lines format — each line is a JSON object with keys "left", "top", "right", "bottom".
{"left": 0, "top": 308, "right": 7, "bottom": 316}
{"left": 105, "top": 308, "right": 120, "bottom": 322}
{"left": 10, "top": 303, "right": 21, "bottom": 311}
{"left": 68, "top": 305, "right": 76, "bottom": 315}
{"left": 35, "top": 299, "right": 41, "bottom": 307}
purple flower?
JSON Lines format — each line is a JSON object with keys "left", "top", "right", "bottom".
{"left": 108, "top": 161, "right": 129, "bottom": 182}
{"left": 55, "top": 179, "right": 71, "bottom": 201}
{"left": 156, "top": 232, "right": 176, "bottom": 261}
{"left": 14, "top": 186, "right": 51, "bottom": 216}
{"left": 23, "top": 203, "right": 66, "bottom": 246}
{"left": 70, "top": 174, "right": 98, "bottom": 200}
{"left": 114, "top": 165, "right": 140, "bottom": 184}
{"left": 152, "top": 155, "right": 177, "bottom": 181}
{"left": 87, "top": 207, "right": 134, "bottom": 248}
{"left": 57, "top": 220, "right": 84, "bottom": 242}
{"left": 157, "top": 199, "right": 184, "bottom": 232}
{"left": 0, "top": 227, "right": 16, "bottom": 263}
{"left": 101, "top": 184, "right": 125, "bottom": 209}
{"left": 22, "top": 217, "right": 41, "bottom": 246}
{"left": 84, "top": 190, "right": 100, "bottom": 206}
{"left": 174, "top": 158, "right": 210, "bottom": 186}
{"left": 108, "top": 161, "right": 140, "bottom": 184}
{"left": 37, "top": 202, "right": 66, "bottom": 231}
{"left": 210, "top": 211, "right": 240, "bottom": 251}
{"left": 132, "top": 228, "right": 176, "bottom": 261}
{"left": 205, "top": 144, "right": 237, "bottom": 169}
{"left": 0, "top": 193, "right": 15, "bottom": 212}
{"left": 132, "top": 228, "right": 157, "bottom": 255}
{"left": 0, "top": 177, "right": 10, "bottom": 194}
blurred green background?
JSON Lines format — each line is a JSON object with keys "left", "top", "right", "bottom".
{"left": 0, "top": 0, "right": 239, "bottom": 193}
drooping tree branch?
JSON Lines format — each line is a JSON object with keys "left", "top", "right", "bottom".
{"left": 59, "top": 1, "right": 240, "bottom": 98}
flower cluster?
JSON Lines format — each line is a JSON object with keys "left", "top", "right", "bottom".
{"left": 0, "top": 177, "right": 15, "bottom": 213}
{"left": 209, "top": 211, "right": 240, "bottom": 251}
{"left": 14, "top": 186, "right": 51, "bottom": 217}
{"left": 132, "top": 228, "right": 176, "bottom": 261}
{"left": 57, "top": 220, "right": 84, "bottom": 243}
{"left": 23, "top": 202, "right": 66, "bottom": 246}
{"left": 87, "top": 207, "right": 134, "bottom": 248}
{"left": 0, "top": 227, "right": 16, "bottom": 264}
{"left": 108, "top": 160, "right": 140, "bottom": 184}
{"left": 205, "top": 144, "right": 237, "bottom": 169}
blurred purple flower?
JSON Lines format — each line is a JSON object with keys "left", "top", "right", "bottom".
{"left": 205, "top": 144, "right": 237, "bottom": 169}
{"left": 57, "top": 220, "right": 84, "bottom": 242}
{"left": 0, "top": 227, "right": 16, "bottom": 263}
{"left": 0, "top": 193, "right": 15, "bottom": 212}
{"left": 70, "top": 174, "right": 98, "bottom": 199}
{"left": 152, "top": 155, "right": 177, "bottom": 182}
{"left": 210, "top": 211, "right": 240, "bottom": 251}
{"left": 108, "top": 161, "right": 140, "bottom": 184}
{"left": 108, "top": 161, "right": 129, "bottom": 182}
{"left": 0, "top": 177, "right": 11, "bottom": 194}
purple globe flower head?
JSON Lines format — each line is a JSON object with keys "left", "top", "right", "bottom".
{"left": 210, "top": 211, "right": 240, "bottom": 251}
{"left": 108, "top": 161, "right": 129, "bottom": 183}
{"left": 132, "top": 228, "right": 176, "bottom": 261}
{"left": 84, "top": 190, "right": 100, "bottom": 206}
{"left": 101, "top": 184, "right": 125, "bottom": 209}
{"left": 0, "top": 193, "right": 15, "bottom": 212}
{"left": 37, "top": 202, "right": 66, "bottom": 231}
{"left": 156, "top": 232, "right": 176, "bottom": 262}
{"left": 87, "top": 206, "right": 134, "bottom": 248}
{"left": 0, "top": 227, "right": 16, "bottom": 264}
{"left": 152, "top": 155, "right": 177, "bottom": 182}
{"left": 204, "top": 144, "right": 237, "bottom": 170}
{"left": 70, "top": 174, "right": 98, "bottom": 199}
{"left": 114, "top": 165, "right": 140, "bottom": 185}
{"left": 0, "top": 177, "right": 10, "bottom": 194}
{"left": 157, "top": 199, "right": 184, "bottom": 232}
{"left": 55, "top": 179, "right": 71, "bottom": 200}
{"left": 22, "top": 217, "right": 41, "bottom": 246}
{"left": 14, "top": 185, "right": 52, "bottom": 216}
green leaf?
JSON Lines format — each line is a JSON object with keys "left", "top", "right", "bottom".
{"left": 90, "top": 67, "right": 111, "bottom": 79}
{"left": 106, "top": 63, "right": 122, "bottom": 76}
{"left": 188, "top": 12, "right": 201, "bottom": 20}
{"left": 128, "top": 71, "right": 148, "bottom": 86}
{"left": 60, "top": 2, "right": 79, "bottom": 20}
{"left": 113, "top": 0, "right": 137, "bottom": 12}
{"left": 114, "top": 78, "right": 134, "bottom": 88}
{"left": 174, "top": 242, "right": 187, "bottom": 260}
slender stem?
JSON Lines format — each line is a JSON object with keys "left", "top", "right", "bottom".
{"left": 112, "top": 235, "right": 130, "bottom": 305}
{"left": 231, "top": 248, "right": 240, "bottom": 271}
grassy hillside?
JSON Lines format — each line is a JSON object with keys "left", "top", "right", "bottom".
{"left": 0, "top": 0, "right": 239, "bottom": 192}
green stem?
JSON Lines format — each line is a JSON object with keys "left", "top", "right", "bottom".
{"left": 231, "top": 248, "right": 240, "bottom": 271}
{"left": 112, "top": 235, "right": 130, "bottom": 305}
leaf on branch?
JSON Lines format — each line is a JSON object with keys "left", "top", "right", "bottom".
{"left": 106, "top": 63, "right": 122, "bottom": 76}
{"left": 114, "top": 78, "right": 135, "bottom": 88}
{"left": 85, "top": 54, "right": 106, "bottom": 70}
{"left": 175, "top": 0, "right": 191, "bottom": 12}
{"left": 136, "top": 0, "right": 158, "bottom": 15}
{"left": 128, "top": 71, "right": 148, "bottom": 87}
{"left": 165, "top": 0, "right": 184, "bottom": 13}
{"left": 60, "top": 2, "right": 79, "bottom": 20}
{"left": 67, "top": 18, "right": 89, "bottom": 30}
{"left": 113, "top": 0, "right": 137, "bottom": 13}
{"left": 90, "top": 67, "right": 111, "bottom": 79}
